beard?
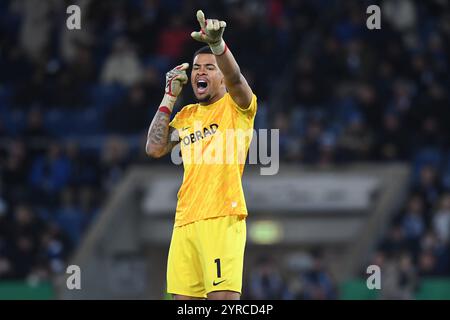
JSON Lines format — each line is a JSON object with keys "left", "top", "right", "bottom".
{"left": 197, "top": 94, "right": 211, "bottom": 103}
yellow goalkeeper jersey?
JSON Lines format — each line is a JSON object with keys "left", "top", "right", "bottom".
{"left": 169, "top": 92, "right": 257, "bottom": 227}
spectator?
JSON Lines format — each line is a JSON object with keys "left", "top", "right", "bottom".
{"left": 376, "top": 112, "right": 410, "bottom": 161}
{"left": 401, "top": 196, "right": 426, "bottom": 243}
{"left": 272, "top": 112, "right": 294, "bottom": 161}
{"left": 378, "top": 257, "right": 401, "bottom": 299}
{"left": 0, "top": 206, "right": 13, "bottom": 279}
{"left": 106, "top": 84, "right": 150, "bottom": 134}
{"left": 379, "top": 253, "right": 417, "bottom": 300}
{"left": 292, "top": 56, "right": 325, "bottom": 108}
{"left": 0, "top": 119, "right": 6, "bottom": 138}
{"left": 414, "top": 116, "right": 445, "bottom": 150}
{"left": 282, "top": 251, "right": 315, "bottom": 300}
{"left": 414, "top": 165, "right": 442, "bottom": 209}
{"left": 397, "top": 253, "right": 418, "bottom": 299}
{"left": 29, "top": 143, "right": 71, "bottom": 206}
{"left": 432, "top": 194, "right": 450, "bottom": 244}
{"left": 420, "top": 231, "right": 450, "bottom": 276}
{"left": 382, "top": 0, "right": 417, "bottom": 33}
{"left": 338, "top": 113, "right": 374, "bottom": 161}
{"left": 1, "top": 139, "right": 30, "bottom": 202}
{"left": 59, "top": 0, "right": 93, "bottom": 64}
{"left": 8, "top": 205, "right": 44, "bottom": 278}
{"left": 55, "top": 188, "right": 85, "bottom": 247}
{"left": 101, "top": 37, "right": 142, "bottom": 87}
{"left": 302, "top": 252, "right": 337, "bottom": 300}
{"left": 10, "top": 234, "right": 36, "bottom": 279}
{"left": 127, "top": 0, "right": 163, "bottom": 55}
{"left": 378, "top": 224, "right": 408, "bottom": 258}
{"left": 417, "top": 250, "right": 439, "bottom": 277}
{"left": 155, "top": 14, "right": 191, "bottom": 61}
{"left": 356, "top": 84, "right": 382, "bottom": 132}
{"left": 301, "top": 119, "right": 323, "bottom": 164}
{"left": 38, "top": 223, "right": 70, "bottom": 275}
{"left": 100, "top": 136, "right": 130, "bottom": 191}
{"left": 140, "top": 65, "right": 163, "bottom": 108}
{"left": 22, "top": 108, "right": 52, "bottom": 157}
{"left": 0, "top": 253, "right": 13, "bottom": 280}
{"left": 14, "top": 0, "right": 59, "bottom": 62}
{"left": 247, "top": 255, "right": 288, "bottom": 300}
{"left": 65, "top": 141, "right": 99, "bottom": 188}
{"left": 318, "top": 133, "right": 338, "bottom": 168}
{"left": 0, "top": 193, "right": 7, "bottom": 223}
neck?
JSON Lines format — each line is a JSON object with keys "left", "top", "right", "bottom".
{"left": 199, "top": 89, "right": 226, "bottom": 106}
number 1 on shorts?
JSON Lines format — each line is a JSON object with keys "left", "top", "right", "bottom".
{"left": 214, "top": 258, "right": 221, "bottom": 278}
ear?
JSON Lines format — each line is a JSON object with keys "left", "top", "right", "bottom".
{"left": 220, "top": 76, "right": 227, "bottom": 90}
{"left": 219, "top": 70, "right": 225, "bottom": 86}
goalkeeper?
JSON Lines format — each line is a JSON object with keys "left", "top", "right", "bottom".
{"left": 146, "top": 10, "right": 257, "bottom": 300}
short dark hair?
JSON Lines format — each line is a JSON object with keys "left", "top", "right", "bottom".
{"left": 193, "top": 46, "right": 213, "bottom": 60}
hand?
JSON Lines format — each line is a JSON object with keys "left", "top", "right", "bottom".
{"left": 191, "top": 10, "right": 227, "bottom": 55}
{"left": 165, "top": 63, "right": 189, "bottom": 97}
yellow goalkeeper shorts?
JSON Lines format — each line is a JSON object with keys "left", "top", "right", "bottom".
{"left": 166, "top": 215, "right": 246, "bottom": 298}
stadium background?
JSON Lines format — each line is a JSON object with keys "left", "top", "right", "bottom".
{"left": 0, "top": 0, "right": 449, "bottom": 299}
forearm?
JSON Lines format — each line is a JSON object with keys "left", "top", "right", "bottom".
{"left": 213, "top": 40, "right": 252, "bottom": 108}
{"left": 145, "top": 94, "right": 176, "bottom": 158}
{"left": 214, "top": 43, "right": 242, "bottom": 85}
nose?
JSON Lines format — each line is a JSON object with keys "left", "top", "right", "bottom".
{"left": 194, "top": 71, "right": 207, "bottom": 80}
{"left": 197, "top": 65, "right": 208, "bottom": 75}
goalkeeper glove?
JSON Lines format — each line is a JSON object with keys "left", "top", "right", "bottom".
{"left": 165, "top": 63, "right": 189, "bottom": 98}
{"left": 191, "top": 10, "right": 227, "bottom": 55}
{"left": 160, "top": 63, "right": 189, "bottom": 114}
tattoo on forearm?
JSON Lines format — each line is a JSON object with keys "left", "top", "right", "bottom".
{"left": 148, "top": 112, "right": 170, "bottom": 145}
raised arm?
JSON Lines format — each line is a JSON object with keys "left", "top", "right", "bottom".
{"left": 191, "top": 10, "right": 253, "bottom": 109}
{"left": 146, "top": 63, "right": 189, "bottom": 158}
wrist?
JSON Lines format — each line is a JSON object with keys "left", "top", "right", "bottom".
{"left": 160, "top": 94, "right": 177, "bottom": 114}
{"left": 210, "top": 39, "right": 227, "bottom": 56}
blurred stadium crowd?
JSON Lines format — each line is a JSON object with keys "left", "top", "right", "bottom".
{"left": 0, "top": 0, "right": 449, "bottom": 299}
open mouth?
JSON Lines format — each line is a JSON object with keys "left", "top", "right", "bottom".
{"left": 196, "top": 80, "right": 208, "bottom": 94}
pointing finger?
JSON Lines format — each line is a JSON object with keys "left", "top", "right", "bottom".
{"left": 175, "top": 62, "right": 190, "bottom": 71}
{"left": 196, "top": 10, "right": 206, "bottom": 29}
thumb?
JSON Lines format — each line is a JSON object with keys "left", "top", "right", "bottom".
{"left": 191, "top": 31, "right": 207, "bottom": 42}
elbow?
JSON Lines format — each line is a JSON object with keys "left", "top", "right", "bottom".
{"left": 145, "top": 143, "right": 164, "bottom": 159}
{"left": 227, "top": 73, "right": 243, "bottom": 86}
